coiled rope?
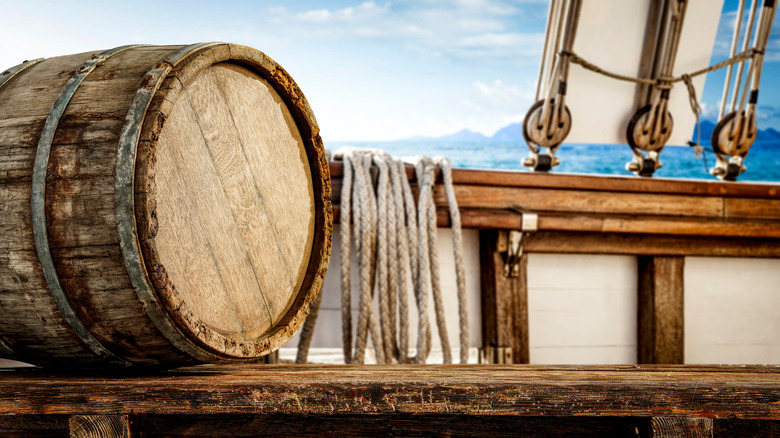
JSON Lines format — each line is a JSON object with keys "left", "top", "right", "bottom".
{"left": 296, "top": 148, "right": 469, "bottom": 364}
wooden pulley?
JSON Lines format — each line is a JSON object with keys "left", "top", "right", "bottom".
{"left": 626, "top": 105, "right": 674, "bottom": 152}
{"left": 711, "top": 111, "right": 757, "bottom": 157}
{"left": 523, "top": 98, "right": 572, "bottom": 148}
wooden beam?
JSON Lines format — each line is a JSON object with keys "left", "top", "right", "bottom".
{"left": 435, "top": 185, "right": 726, "bottom": 218}
{"left": 329, "top": 161, "right": 780, "bottom": 199}
{"left": 137, "top": 414, "right": 647, "bottom": 437}
{"left": 479, "top": 230, "right": 529, "bottom": 364}
{"left": 638, "top": 256, "right": 685, "bottom": 364}
{"left": 523, "top": 232, "right": 780, "bottom": 258}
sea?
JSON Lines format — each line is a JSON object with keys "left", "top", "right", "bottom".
{"left": 325, "top": 140, "right": 780, "bottom": 183}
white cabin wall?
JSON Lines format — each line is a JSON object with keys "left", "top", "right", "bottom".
{"left": 527, "top": 254, "right": 638, "bottom": 364}
{"left": 284, "top": 226, "right": 483, "bottom": 363}
{"left": 684, "top": 257, "right": 780, "bottom": 364}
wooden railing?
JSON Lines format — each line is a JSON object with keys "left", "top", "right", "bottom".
{"left": 329, "top": 162, "right": 780, "bottom": 364}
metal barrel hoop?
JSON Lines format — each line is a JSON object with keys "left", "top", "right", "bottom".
{"left": 31, "top": 45, "right": 148, "bottom": 367}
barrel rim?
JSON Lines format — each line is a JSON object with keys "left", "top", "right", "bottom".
{"left": 126, "top": 43, "right": 332, "bottom": 359}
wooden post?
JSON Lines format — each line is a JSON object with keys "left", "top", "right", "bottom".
{"left": 638, "top": 256, "right": 685, "bottom": 364}
{"left": 649, "top": 417, "right": 713, "bottom": 437}
{"left": 69, "top": 415, "right": 136, "bottom": 438}
{"left": 479, "top": 230, "right": 529, "bottom": 364}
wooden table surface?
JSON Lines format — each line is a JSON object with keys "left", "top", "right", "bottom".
{"left": 1, "top": 364, "right": 779, "bottom": 437}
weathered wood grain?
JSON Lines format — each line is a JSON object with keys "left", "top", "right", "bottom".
{"left": 638, "top": 256, "right": 685, "bottom": 364}
{"left": 69, "top": 415, "right": 132, "bottom": 438}
{"left": 0, "top": 365, "right": 778, "bottom": 420}
{"left": 650, "top": 417, "right": 713, "bottom": 438}
{"left": 0, "top": 415, "right": 68, "bottom": 438}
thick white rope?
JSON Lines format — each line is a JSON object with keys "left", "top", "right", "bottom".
{"left": 412, "top": 157, "right": 434, "bottom": 363}
{"left": 391, "top": 158, "right": 411, "bottom": 363}
{"left": 352, "top": 152, "right": 378, "bottom": 364}
{"left": 318, "top": 148, "right": 467, "bottom": 365}
{"left": 340, "top": 151, "right": 354, "bottom": 364}
{"left": 373, "top": 155, "right": 395, "bottom": 362}
{"left": 295, "top": 292, "right": 321, "bottom": 364}
{"left": 420, "top": 157, "right": 452, "bottom": 364}
{"left": 435, "top": 156, "right": 470, "bottom": 364}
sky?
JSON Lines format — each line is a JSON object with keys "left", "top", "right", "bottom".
{"left": 1, "top": 0, "right": 778, "bottom": 141}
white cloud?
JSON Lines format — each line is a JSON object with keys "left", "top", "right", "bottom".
{"left": 294, "top": 1, "right": 389, "bottom": 23}
{"left": 475, "top": 79, "right": 534, "bottom": 104}
{"left": 264, "top": 0, "right": 542, "bottom": 63}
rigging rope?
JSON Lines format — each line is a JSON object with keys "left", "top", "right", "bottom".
{"left": 563, "top": 47, "right": 758, "bottom": 88}
{"left": 296, "top": 148, "right": 469, "bottom": 364}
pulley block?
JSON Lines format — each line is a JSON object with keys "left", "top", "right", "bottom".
{"left": 523, "top": 98, "right": 572, "bottom": 149}
{"left": 711, "top": 111, "right": 757, "bottom": 157}
{"left": 626, "top": 105, "right": 674, "bottom": 153}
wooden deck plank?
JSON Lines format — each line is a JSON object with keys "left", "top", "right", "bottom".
{"left": 0, "top": 365, "right": 778, "bottom": 419}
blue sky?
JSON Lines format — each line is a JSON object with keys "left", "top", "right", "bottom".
{"left": 1, "top": 0, "right": 777, "bottom": 141}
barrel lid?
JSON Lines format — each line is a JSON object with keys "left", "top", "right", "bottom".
{"left": 132, "top": 44, "right": 331, "bottom": 359}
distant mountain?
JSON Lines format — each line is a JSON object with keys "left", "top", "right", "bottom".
{"left": 400, "top": 129, "right": 489, "bottom": 142}
{"left": 757, "top": 127, "right": 780, "bottom": 141}
{"left": 491, "top": 122, "right": 523, "bottom": 141}
{"left": 692, "top": 120, "right": 716, "bottom": 142}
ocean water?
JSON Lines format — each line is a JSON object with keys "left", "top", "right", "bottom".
{"left": 326, "top": 140, "right": 780, "bottom": 183}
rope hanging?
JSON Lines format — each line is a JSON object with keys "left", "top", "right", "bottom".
{"left": 296, "top": 149, "right": 470, "bottom": 365}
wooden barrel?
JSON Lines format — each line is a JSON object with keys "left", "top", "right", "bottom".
{"left": 0, "top": 43, "right": 332, "bottom": 367}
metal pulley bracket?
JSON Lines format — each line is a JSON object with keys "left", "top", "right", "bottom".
{"left": 522, "top": 150, "right": 559, "bottom": 172}
{"left": 497, "top": 213, "right": 538, "bottom": 278}
{"left": 625, "top": 150, "right": 663, "bottom": 178}
{"left": 479, "top": 345, "right": 513, "bottom": 364}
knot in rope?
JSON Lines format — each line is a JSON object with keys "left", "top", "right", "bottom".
{"left": 656, "top": 77, "right": 675, "bottom": 90}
